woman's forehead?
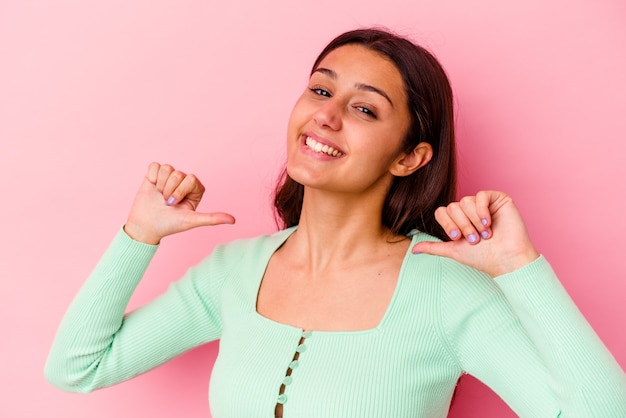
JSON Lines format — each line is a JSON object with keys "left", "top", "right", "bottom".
{"left": 313, "top": 44, "right": 406, "bottom": 102}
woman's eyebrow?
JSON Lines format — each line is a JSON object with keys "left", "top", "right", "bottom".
{"left": 313, "top": 67, "right": 394, "bottom": 107}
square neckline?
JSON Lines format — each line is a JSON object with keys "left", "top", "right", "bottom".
{"left": 251, "top": 226, "right": 419, "bottom": 336}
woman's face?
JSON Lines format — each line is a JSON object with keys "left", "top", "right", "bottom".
{"left": 286, "top": 44, "right": 412, "bottom": 195}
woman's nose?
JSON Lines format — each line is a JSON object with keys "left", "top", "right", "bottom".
{"left": 313, "top": 99, "right": 342, "bottom": 130}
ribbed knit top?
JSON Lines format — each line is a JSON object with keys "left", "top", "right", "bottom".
{"left": 45, "top": 227, "right": 626, "bottom": 417}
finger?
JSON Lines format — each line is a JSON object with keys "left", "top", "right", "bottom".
{"left": 156, "top": 164, "right": 175, "bottom": 193}
{"left": 183, "top": 211, "right": 236, "bottom": 229}
{"left": 459, "top": 195, "right": 491, "bottom": 240}
{"left": 146, "top": 162, "right": 160, "bottom": 184}
{"left": 434, "top": 206, "right": 462, "bottom": 240}
{"left": 162, "top": 170, "right": 188, "bottom": 203}
{"left": 411, "top": 240, "right": 455, "bottom": 258}
{"left": 476, "top": 190, "right": 497, "bottom": 228}
{"left": 167, "top": 173, "right": 204, "bottom": 207}
{"left": 445, "top": 200, "right": 481, "bottom": 244}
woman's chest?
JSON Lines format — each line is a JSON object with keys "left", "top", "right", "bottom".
{"left": 208, "top": 271, "right": 460, "bottom": 418}
{"left": 210, "top": 318, "right": 459, "bottom": 418}
{"left": 255, "top": 245, "right": 406, "bottom": 332}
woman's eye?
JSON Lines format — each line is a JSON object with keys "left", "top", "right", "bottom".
{"left": 356, "top": 106, "right": 377, "bottom": 119}
{"left": 310, "top": 87, "right": 331, "bottom": 97}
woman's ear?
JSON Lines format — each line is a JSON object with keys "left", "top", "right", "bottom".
{"left": 389, "top": 142, "right": 433, "bottom": 177}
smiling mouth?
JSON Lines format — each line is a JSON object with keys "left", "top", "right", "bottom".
{"left": 305, "top": 136, "right": 343, "bottom": 157}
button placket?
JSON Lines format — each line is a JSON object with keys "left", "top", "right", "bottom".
{"left": 274, "top": 330, "right": 312, "bottom": 418}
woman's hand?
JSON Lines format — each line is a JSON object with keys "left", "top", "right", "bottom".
{"left": 124, "top": 162, "right": 235, "bottom": 244}
{"left": 412, "top": 191, "right": 539, "bottom": 277}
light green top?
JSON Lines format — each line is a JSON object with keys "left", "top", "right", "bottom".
{"left": 45, "top": 227, "right": 626, "bottom": 417}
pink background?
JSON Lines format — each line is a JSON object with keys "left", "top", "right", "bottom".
{"left": 1, "top": 1, "right": 625, "bottom": 417}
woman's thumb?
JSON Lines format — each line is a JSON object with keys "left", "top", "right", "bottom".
{"left": 411, "top": 241, "right": 452, "bottom": 258}
{"left": 185, "top": 211, "right": 236, "bottom": 229}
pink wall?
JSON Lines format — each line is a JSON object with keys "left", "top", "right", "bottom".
{"left": 1, "top": 1, "right": 624, "bottom": 417}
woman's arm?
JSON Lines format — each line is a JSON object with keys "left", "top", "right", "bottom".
{"left": 45, "top": 163, "right": 236, "bottom": 392}
{"left": 497, "top": 255, "right": 626, "bottom": 414}
{"left": 416, "top": 191, "right": 626, "bottom": 415}
{"left": 44, "top": 229, "right": 226, "bottom": 392}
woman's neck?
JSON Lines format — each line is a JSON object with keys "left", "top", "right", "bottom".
{"left": 284, "top": 188, "right": 406, "bottom": 274}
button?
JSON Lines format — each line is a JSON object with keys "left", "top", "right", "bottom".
{"left": 302, "top": 330, "right": 312, "bottom": 338}
{"left": 296, "top": 344, "right": 307, "bottom": 353}
{"left": 289, "top": 360, "right": 299, "bottom": 369}
{"left": 277, "top": 394, "right": 288, "bottom": 404}
{"left": 283, "top": 376, "right": 293, "bottom": 386}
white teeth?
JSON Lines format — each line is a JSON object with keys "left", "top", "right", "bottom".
{"left": 305, "top": 137, "right": 342, "bottom": 157}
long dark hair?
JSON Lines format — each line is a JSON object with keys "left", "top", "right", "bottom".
{"left": 274, "top": 28, "right": 456, "bottom": 241}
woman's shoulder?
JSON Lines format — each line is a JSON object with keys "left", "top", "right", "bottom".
{"left": 210, "top": 227, "right": 296, "bottom": 262}
{"left": 405, "top": 229, "right": 498, "bottom": 295}
{"left": 186, "top": 227, "right": 296, "bottom": 286}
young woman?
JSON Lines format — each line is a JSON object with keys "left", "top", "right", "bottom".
{"left": 45, "top": 29, "right": 626, "bottom": 417}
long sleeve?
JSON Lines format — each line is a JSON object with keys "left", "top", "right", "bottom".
{"left": 496, "top": 257, "right": 626, "bottom": 416}
{"left": 44, "top": 228, "right": 226, "bottom": 393}
{"left": 440, "top": 255, "right": 626, "bottom": 417}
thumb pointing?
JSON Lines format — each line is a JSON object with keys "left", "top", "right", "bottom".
{"left": 185, "top": 211, "right": 236, "bottom": 229}
{"left": 411, "top": 241, "right": 453, "bottom": 258}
